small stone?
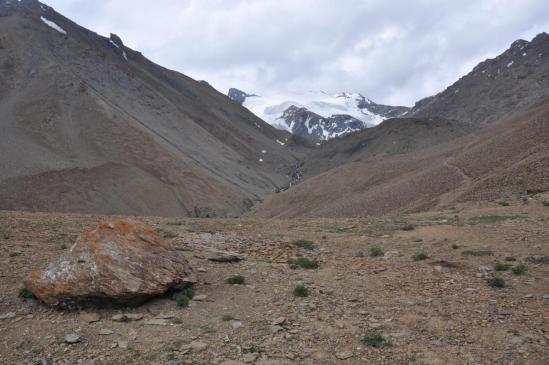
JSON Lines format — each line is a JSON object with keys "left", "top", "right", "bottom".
{"left": 272, "top": 317, "right": 286, "bottom": 325}
{"left": 144, "top": 319, "right": 169, "bottom": 326}
{"left": 197, "top": 268, "right": 207, "bottom": 272}
{"left": 243, "top": 353, "right": 258, "bottom": 363}
{"left": 64, "top": 333, "right": 81, "bottom": 344}
{"left": 15, "top": 337, "right": 27, "bottom": 349}
{"left": 0, "top": 312, "right": 16, "bottom": 320}
{"left": 270, "top": 325, "right": 283, "bottom": 333}
{"left": 230, "top": 320, "right": 243, "bottom": 329}
{"left": 117, "top": 340, "right": 129, "bottom": 349}
{"left": 335, "top": 350, "right": 353, "bottom": 360}
{"left": 509, "top": 336, "right": 523, "bottom": 345}
{"left": 99, "top": 329, "right": 114, "bottom": 335}
{"left": 80, "top": 312, "right": 101, "bottom": 323}
{"left": 193, "top": 294, "right": 207, "bottom": 301}
{"left": 189, "top": 340, "right": 208, "bottom": 352}
{"left": 543, "top": 295, "right": 549, "bottom": 300}
{"left": 357, "top": 310, "right": 369, "bottom": 316}
{"left": 220, "top": 361, "right": 245, "bottom": 365}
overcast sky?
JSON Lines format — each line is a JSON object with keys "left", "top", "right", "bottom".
{"left": 45, "top": 0, "right": 549, "bottom": 106}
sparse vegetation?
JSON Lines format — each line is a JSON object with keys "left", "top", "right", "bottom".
{"left": 488, "top": 277, "right": 506, "bottom": 288}
{"left": 451, "top": 244, "right": 459, "bottom": 249}
{"left": 505, "top": 256, "right": 517, "bottom": 261}
{"left": 362, "top": 332, "right": 391, "bottom": 348}
{"left": 525, "top": 256, "right": 549, "bottom": 264}
{"left": 512, "top": 264, "right": 527, "bottom": 275}
{"left": 412, "top": 252, "right": 428, "bottom": 261}
{"left": 287, "top": 257, "right": 319, "bottom": 269}
{"left": 293, "top": 284, "right": 309, "bottom": 297}
{"left": 226, "top": 275, "right": 246, "bottom": 285}
{"left": 370, "top": 246, "right": 383, "bottom": 257}
{"left": 161, "top": 230, "right": 178, "bottom": 239}
{"left": 9, "top": 252, "right": 21, "bottom": 257}
{"left": 494, "top": 263, "right": 511, "bottom": 271}
{"left": 414, "top": 239, "right": 423, "bottom": 243}
{"left": 400, "top": 224, "right": 416, "bottom": 231}
{"left": 175, "top": 294, "right": 190, "bottom": 308}
{"left": 179, "top": 287, "right": 195, "bottom": 300}
{"left": 498, "top": 201, "right": 510, "bottom": 206}
{"left": 2, "top": 230, "right": 11, "bottom": 240}
{"left": 357, "top": 251, "right": 365, "bottom": 257}
{"left": 18, "top": 287, "right": 36, "bottom": 300}
{"left": 462, "top": 250, "right": 493, "bottom": 256}
{"left": 221, "top": 315, "right": 234, "bottom": 322}
{"left": 119, "top": 314, "right": 129, "bottom": 322}
{"left": 543, "top": 201, "right": 549, "bottom": 207}
{"left": 60, "top": 243, "right": 68, "bottom": 250}
{"left": 292, "top": 239, "right": 315, "bottom": 250}
{"left": 468, "top": 215, "right": 523, "bottom": 225}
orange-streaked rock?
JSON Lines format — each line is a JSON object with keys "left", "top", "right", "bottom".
{"left": 24, "top": 220, "right": 194, "bottom": 307}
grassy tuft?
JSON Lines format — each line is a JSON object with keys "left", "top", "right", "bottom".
{"left": 412, "top": 252, "right": 429, "bottom": 261}
{"left": 525, "top": 256, "right": 549, "bottom": 264}
{"left": 512, "top": 264, "right": 527, "bottom": 275}
{"left": 505, "top": 256, "right": 517, "bottom": 262}
{"left": 175, "top": 294, "right": 190, "bottom": 308}
{"left": 370, "top": 246, "right": 383, "bottom": 257}
{"left": 226, "top": 275, "right": 246, "bottom": 285}
{"left": 488, "top": 277, "right": 505, "bottom": 288}
{"left": 293, "top": 284, "right": 309, "bottom": 297}
{"left": 221, "top": 315, "right": 234, "bottom": 322}
{"left": 451, "top": 244, "right": 459, "bottom": 250}
{"left": 292, "top": 239, "right": 315, "bottom": 250}
{"left": 287, "top": 257, "right": 319, "bottom": 270}
{"left": 543, "top": 201, "right": 549, "bottom": 207}
{"left": 362, "top": 332, "right": 391, "bottom": 348}
{"left": 400, "top": 224, "right": 416, "bottom": 231}
{"left": 18, "top": 287, "right": 36, "bottom": 300}
{"left": 494, "top": 263, "right": 511, "bottom": 271}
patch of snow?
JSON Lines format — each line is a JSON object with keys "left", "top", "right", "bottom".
{"left": 261, "top": 150, "right": 267, "bottom": 154}
{"left": 122, "top": 51, "right": 128, "bottom": 61}
{"left": 109, "top": 40, "right": 120, "bottom": 48}
{"left": 276, "top": 139, "right": 285, "bottom": 146}
{"left": 258, "top": 158, "right": 263, "bottom": 162}
{"left": 507, "top": 61, "right": 514, "bottom": 68}
{"left": 522, "top": 52, "right": 527, "bottom": 56}
{"left": 40, "top": 17, "right": 66, "bottom": 35}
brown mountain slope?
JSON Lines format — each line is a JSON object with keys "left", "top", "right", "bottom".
{"left": 252, "top": 101, "right": 549, "bottom": 218}
{"left": 0, "top": 0, "right": 305, "bottom": 217}
{"left": 409, "top": 32, "right": 549, "bottom": 125}
{"left": 302, "top": 117, "right": 474, "bottom": 177}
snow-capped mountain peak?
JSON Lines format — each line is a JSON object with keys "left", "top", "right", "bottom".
{"left": 228, "top": 89, "right": 409, "bottom": 140}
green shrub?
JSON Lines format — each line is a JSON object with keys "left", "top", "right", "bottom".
{"left": 357, "top": 251, "right": 365, "bottom": 257}
{"left": 226, "top": 275, "right": 246, "bottom": 285}
{"left": 18, "top": 287, "right": 36, "bottom": 300}
{"left": 498, "top": 201, "right": 510, "bottom": 207}
{"left": 451, "top": 244, "right": 459, "bottom": 250}
{"left": 293, "top": 284, "right": 309, "bottom": 297}
{"left": 412, "top": 252, "right": 428, "bottom": 261}
{"left": 512, "top": 264, "right": 527, "bottom": 275}
{"left": 287, "top": 257, "right": 319, "bottom": 270}
{"left": 2, "top": 230, "right": 11, "bottom": 240}
{"left": 179, "top": 287, "right": 195, "bottom": 300}
{"left": 176, "top": 294, "right": 190, "bottom": 308}
{"left": 494, "top": 263, "right": 511, "bottom": 271}
{"left": 488, "top": 277, "right": 505, "bottom": 288}
{"left": 362, "top": 332, "right": 390, "bottom": 348}
{"left": 525, "top": 256, "right": 549, "bottom": 264}
{"left": 221, "top": 315, "right": 234, "bottom": 321}
{"left": 542, "top": 201, "right": 549, "bottom": 207}
{"left": 370, "top": 246, "right": 383, "bottom": 257}
{"left": 292, "top": 239, "right": 315, "bottom": 250}
{"left": 505, "top": 256, "right": 517, "bottom": 262}
{"left": 9, "top": 252, "right": 21, "bottom": 257}
{"left": 400, "top": 224, "right": 416, "bottom": 231}
{"left": 162, "top": 230, "right": 178, "bottom": 239}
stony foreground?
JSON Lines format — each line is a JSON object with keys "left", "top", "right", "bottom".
{"left": 0, "top": 201, "right": 548, "bottom": 364}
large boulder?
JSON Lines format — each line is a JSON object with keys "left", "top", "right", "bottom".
{"left": 24, "top": 220, "right": 195, "bottom": 307}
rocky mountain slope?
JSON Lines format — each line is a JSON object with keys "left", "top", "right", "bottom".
{"left": 253, "top": 100, "right": 549, "bottom": 218}
{"left": 410, "top": 32, "right": 549, "bottom": 125}
{"left": 0, "top": 0, "right": 307, "bottom": 217}
{"left": 228, "top": 90, "right": 409, "bottom": 140}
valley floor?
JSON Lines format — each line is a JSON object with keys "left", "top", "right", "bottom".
{"left": 0, "top": 201, "right": 548, "bottom": 364}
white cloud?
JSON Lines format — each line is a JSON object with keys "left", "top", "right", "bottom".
{"left": 45, "top": 0, "right": 549, "bottom": 106}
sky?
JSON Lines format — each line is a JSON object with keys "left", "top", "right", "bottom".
{"left": 44, "top": 0, "right": 549, "bottom": 106}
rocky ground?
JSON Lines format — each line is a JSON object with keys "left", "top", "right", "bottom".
{"left": 0, "top": 200, "right": 548, "bottom": 365}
